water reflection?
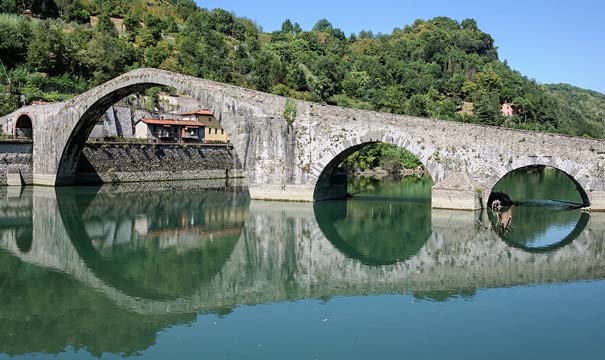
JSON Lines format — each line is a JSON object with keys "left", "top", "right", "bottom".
{"left": 314, "top": 198, "right": 431, "bottom": 265}
{"left": 489, "top": 166, "right": 590, "bottom": 252}
{"left": 0, "top": 182, "right": 605, "bottom": 357}
{"left": 488, "top": 206, "right": 589, "bottom": 252}
{"left": 57, "top": 185, "right": 249, "bottom": 300}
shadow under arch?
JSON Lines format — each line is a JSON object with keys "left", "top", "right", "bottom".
{"left": 313, "top": 198, "right": 432, "bottom": 266}
{"left": 313, "top": 141, "right": 434, "bottom": 201}
{"left": 488, "top": 165, "right": 590, "bottom": 208}
{"left": 55, "top": 185, "right": 249, "bottom": 300}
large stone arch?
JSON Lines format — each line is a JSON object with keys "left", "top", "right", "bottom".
{"left": 25, "top": 68, "right": 285, "bottom": 187}
{"left": 485, "top": 162, "right": 592, "bottom": 207}
{"left": 53, "top": 70, "right": 251, "bottom": 184}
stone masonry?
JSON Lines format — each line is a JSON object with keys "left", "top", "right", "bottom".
{"left": 77, "top": 143, "right": 244, "bottom": 183}
{"left": 1, "top": 68, "right": 605, "bottom": 210}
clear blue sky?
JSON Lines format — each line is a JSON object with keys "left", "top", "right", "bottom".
{"left": 196, "top": 0, "right": 605, "bottom": 93}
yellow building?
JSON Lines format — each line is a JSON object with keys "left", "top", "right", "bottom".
{"left": 181, "top": 109, "right": 230, "bottom": 143}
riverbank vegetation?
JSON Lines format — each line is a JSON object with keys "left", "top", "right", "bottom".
{"left": 1, "top": 0, "right": 603, "bottom": 138}
{"left": 342, "top": 143, "right": 422, "bottom": 173}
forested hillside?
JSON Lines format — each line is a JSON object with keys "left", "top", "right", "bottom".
{"left": 1, "top": 0, "right": 603, "bottom": 137}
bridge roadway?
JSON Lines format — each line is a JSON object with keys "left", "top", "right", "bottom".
{"left": 1, "top": 187, "right": 604, "bottom": 316}
{"left": 2, "top": 68, "right": 605, "bottom": 210}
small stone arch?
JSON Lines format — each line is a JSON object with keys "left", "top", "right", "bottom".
{"left": 486, "top": 164, "right": 591, "bottom": 207}
{"left": 312, "top": 135, "right": 437, "bottom": 200}
{"left": 15, "top": 113, "right": 33, "bottom": 140}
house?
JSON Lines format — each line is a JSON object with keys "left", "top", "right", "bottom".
{"left": 501, "top": 102, "right": 516, "bottom": 117}
{"left": 181, "top": 109, "right": 230, "bottom": 143}
{"left": 134, "top": 118, "right": 204, "bottom": 142}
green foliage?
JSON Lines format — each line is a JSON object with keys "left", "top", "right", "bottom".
{"left": 342, "top": 143, "right": 423, "bottom": 171}
{"left": 0, "top": 14, "right": 31, "bottom": 69}
{"left": 95, "top": 14, "right": 117, "bottom": 36}
{"left": 283, "top": 99, "right": 297, "bottom": 126}
{"left": 0, "top": 1, "right": 602, "bottom": 140}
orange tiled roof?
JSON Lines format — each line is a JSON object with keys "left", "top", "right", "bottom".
{"left": 180, "top": 109, "right": 214, "bottom": 116}
{"left": 140, "top": 118, "right": 202, "bottom": 127}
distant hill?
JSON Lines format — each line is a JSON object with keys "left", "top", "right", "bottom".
{"left": 0, "top": 0, "right": 603, "bottom": 137}
{"left": 543, "top": 84, "right": 605, "bottom": 136}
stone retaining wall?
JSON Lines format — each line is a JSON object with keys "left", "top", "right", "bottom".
{"left": 0, "top": 141, "right": 33, "bottom": 185}
{"left": 75, "top": 142, "right": 244, "bottom": 184}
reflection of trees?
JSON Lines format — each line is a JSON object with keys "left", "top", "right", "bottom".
{"left": 314, "top": 198, "right": 431, "bottom": 265}
{"left": 493, "top": 166, "right": 582, "bottom": 203}
{"left": 348, "top": 175, "right": 432, "bottom": 200}
{"left": 59, "top": 187, "right": 249, "bottom": 300}
{"left": 0, "top": 250, "right": 197, "bottom": 357}
{"left": 412, "top": 288, "right": 477, "bottom": 302}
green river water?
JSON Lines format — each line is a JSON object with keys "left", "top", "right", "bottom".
{"left": 0, "top": 167, "right": 604, "bottom": 359}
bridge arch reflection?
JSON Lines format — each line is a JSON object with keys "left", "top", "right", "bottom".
{"left": 488, "top": 207, "right": 590, "bottom": 253}
{"left": 56, "top": 183, "right": 249, "bottom": 300}
{"left": 313, "top": 198, "right": 432, "bottom": 265}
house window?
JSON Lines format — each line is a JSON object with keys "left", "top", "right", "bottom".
{"left": 215, "top": 128, "right": 218, "bottom": 134}
{"left": 221, "top": 129, "right": 224, "bottom": 135}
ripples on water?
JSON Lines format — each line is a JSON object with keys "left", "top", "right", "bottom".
{"left": 0, "top": 173, "right": 604, "bottom": 359}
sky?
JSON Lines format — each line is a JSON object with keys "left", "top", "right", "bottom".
{"left": 196, "top": 0, "right": 605, "bottom": 93}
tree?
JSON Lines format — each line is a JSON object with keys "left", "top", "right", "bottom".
{"left": 0, "top": 0, "right": 17, "bottom": 13}
{"left": 252, "top": 50, "right": 280, "bottom": 92}
{"left": 95, "top": 14, "right": 118, "bottom": 37}
{"left": 474, "top": 92, "right": 501, "bottom": 125}
{"left": 27, "top": 21, "right": 66, "bottom": 75}
{"left": 124, "top": 13, "right": 140, "bottom": 34}
{"left": 143, "top": 13, "right": 163, "bottom": 41}
{"left": 61, "top": 0, "right": 89, "bottom": 23}
{"left": 313, "top": 18, "right": 332, "bottom": 32}
{"left": 406, "top": 94, "right": 430, "bottom": 117}
{"left": 342, "top": 70, "right": 370, "bottom": 98}
{"left": 84, "top": 33, "right": 134, "bottom": 83}
{"left": 0, "top": 14, "right": 31, "bottom": 69}
{"left": 281, "top": 19, "right": 294, "bottom": 34}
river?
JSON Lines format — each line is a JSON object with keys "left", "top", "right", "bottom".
{"left": 0, "top": 169, "right": 604, "bottom": 359}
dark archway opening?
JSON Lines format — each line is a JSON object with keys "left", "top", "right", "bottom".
{"left": 15, "top": 114, "right": 33, "bottom": 140}
{"left": 487, "top": 165, "right": 590, "bottom": 252}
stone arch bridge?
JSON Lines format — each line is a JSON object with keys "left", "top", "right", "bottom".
{"left": 2, "top": 68, "right": 605, "bottom": 210}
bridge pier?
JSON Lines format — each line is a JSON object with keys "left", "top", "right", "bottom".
{"left": 431, "top": 188, "right": 483, "bottom": 211}
{"left": 248, "top": 185, "right": 315, "bottom": 202}
{"left": 32, "top": 174, "right": 76, "bottom": 186}
{"left": 587, "top": 191, "right": 605, "bottom": 211}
